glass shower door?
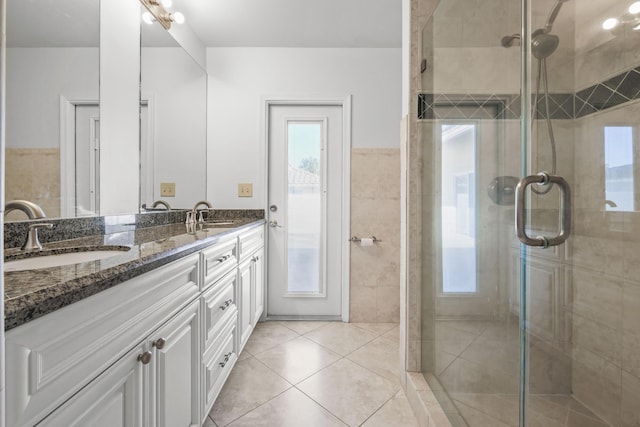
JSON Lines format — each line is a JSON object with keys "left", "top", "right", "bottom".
{"left": 520, "top": 0, "right": 640, "bottom": 426}
{"left": 419, "top": 0, "right": 640, "bottom": 425}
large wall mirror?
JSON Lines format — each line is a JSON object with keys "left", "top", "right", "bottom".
{"left": 140, "top": 7, "right": 207, "bottom": 211}
{"left": 5, "top": 0, "right": 207, "bottom": 222}
{"left": 5, "top": 0, "right": 100, "bottom": 221}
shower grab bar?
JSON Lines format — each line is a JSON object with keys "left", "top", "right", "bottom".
{"left": 515, "top": 172, "right": 571, "bottom": 248}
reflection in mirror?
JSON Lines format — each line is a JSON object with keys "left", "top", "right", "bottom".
{"left": 604, "top": 125, "right": 635, "bottom": 211}
{"left": 140, "top": 8, "right": 207, "bottom": 211}
{"left": 5, "top": 0, "right": 100, "bottom": 221}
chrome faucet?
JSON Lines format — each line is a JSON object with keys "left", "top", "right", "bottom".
{"left": 5, "top": 200, "right": 47, "bottom": 219}
{"left": 192, "top": 200, "right": 213, "bottom": 224}
{"left": 22, "top": 223, "right": 53, "bottom": 251}
{"left": 150, "top": 200, "right": 172, "bottom": 210}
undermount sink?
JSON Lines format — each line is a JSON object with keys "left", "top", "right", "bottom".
{"left": 4, "top": 246, "right": 131, "bottom": 272}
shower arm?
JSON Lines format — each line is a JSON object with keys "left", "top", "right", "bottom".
{"left": 543, "top": 0, "right": 568, "bottom": 34}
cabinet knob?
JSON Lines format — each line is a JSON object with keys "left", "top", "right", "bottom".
{"left": 153, "top": 338, "right": 166, "bottom": 349}
{"left": 137, "top": 351, "right": 152, "bottom": 365}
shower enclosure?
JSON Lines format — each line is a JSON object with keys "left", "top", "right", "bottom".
{"left": 415, "top": 0, "right": 640, "bottom": 425}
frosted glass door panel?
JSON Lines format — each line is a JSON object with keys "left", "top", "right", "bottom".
{"left": 287, "top": 123, "right": 324, "bottom": 294}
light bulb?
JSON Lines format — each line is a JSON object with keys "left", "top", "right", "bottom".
{"left": 161, "top": 0, "right": 173, "bottom": 7}
{"left": 171, "top": 11, "right": 185, "bottom": 24}
{"left": 630, "top": 2, "right": 640, "bottom": 14}
{"left": 602, "top": 18, "right": 619, "bottom": 30}
{"left": 142, "top": 11, "right": 154, "bottom": 25}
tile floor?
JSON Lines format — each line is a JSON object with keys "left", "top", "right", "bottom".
{"left": 425, "top": 319, "right": 610, "bottom": 427}
{"left": 206, "top": 321, "right": 419, "bottom": 427}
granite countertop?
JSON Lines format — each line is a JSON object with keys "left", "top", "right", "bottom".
{"left": 4, "top": 219, "right": 265, "bottom": 331}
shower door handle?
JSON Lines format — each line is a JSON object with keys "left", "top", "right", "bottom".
{"left": 515, "top": 172, "right": 571, "bottom": 248}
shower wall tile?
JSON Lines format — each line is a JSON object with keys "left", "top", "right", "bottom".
{"left": 6, "top": 148, "right": 61, "bottom": 221}
{"left": 622, "top": 282, "right": 640, "bottom": 378}
{"left": 350, "top": 148, "right": 401, "bottom": 323}
{"left": 622, "top": 371, "right": 640, "bottom": 427}
{"left": 572, "top": 348, "right": 622, "bottom": 427}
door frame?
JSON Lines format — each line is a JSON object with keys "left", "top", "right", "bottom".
{"left": 59, "top": 96, "right": 99, "bottom": 217}
{"left": 261, "top": 96, "right": 352, "bottom": 322}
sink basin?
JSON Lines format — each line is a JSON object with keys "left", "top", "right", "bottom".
{"left": 5, "top": 246, "right": 131, "bottom": 272}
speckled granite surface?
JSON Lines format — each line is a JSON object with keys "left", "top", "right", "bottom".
{"left": 4, "top": 218, "right": 265, "bottom": 330}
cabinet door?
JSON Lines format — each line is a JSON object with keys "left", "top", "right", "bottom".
{"left": 38, "top": 343, "right": 145, "bottom": 427}
{"left": 238, "top": 259, "right": 253, "bottom": 352}
{"left": 151, "top": 299, "right": 201, "bottom": 427}
{"left": 252, "top": 248, "right": 264, "bottom": 325}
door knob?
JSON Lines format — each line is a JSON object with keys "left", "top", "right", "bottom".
{"left": 269, "top": 220, "right": 283, "bottom": 228}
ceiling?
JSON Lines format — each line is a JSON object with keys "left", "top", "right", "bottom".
{"left": 179, "top": 0, "right": 402, "bottom": 48}
{"left": 6, "top": 0, "right": 401, "bottom": 48}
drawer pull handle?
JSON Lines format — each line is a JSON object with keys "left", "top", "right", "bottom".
{"left": 218, "top": 352, "right": 233, "bottom": 368}
{"left": 153, "top": 338, "right": 166, "bottom": 350}
{"left": 217, "top": 254, "right": 232, "bottom": 263}
{"left": 219, "top": 299, "right": 233, "bottom": 310}
{"left": 137, "top": 351, "right": 152, "bottom": 365}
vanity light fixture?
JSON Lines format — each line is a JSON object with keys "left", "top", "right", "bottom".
{"left": 139, "top": 0, "right": 185, "bottom": 30}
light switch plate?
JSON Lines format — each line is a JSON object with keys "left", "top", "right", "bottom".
{"left": 160, "top": 182, "right": 176, "bottom": 197}
{"left": 238, "top": 183, "right": 253, "bottom": 197}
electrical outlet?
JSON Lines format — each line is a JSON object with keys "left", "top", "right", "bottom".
{"left": 160, "top": 182, "right": 176, "bottom": 197}
{"left": 238, "top": 183, "right": 253, "bottom": 197}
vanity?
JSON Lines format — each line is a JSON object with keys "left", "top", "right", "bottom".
{"left": 4, "top": 216, "right": 265, "bottom": 427}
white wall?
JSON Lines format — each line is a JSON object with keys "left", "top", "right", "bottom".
{"left": 6, "top": 48, "right": 98, "bottom": 149}
{"left": 206, "top": 47, "right": 402, "bottom": 208}
{"left": 141, "top": 47, "right": 207, "bottom": 209}
{"left": 99, "top": 0, "right": 140, "bottom": 215}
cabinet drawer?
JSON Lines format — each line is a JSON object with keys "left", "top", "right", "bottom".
{"left": 6, "top": 253, "right": 200, "bottom": 427}
{"left": 202, "top": 238, "right": 238, "bottom": 290}
{"left": 202, "top": 271, "right": 237, "bottom": 354}
{"left": 203, "top": 318, "right": 237, "bottom": 415}
{"left": 238, "top": 226, "right": 264, "bottom": 262}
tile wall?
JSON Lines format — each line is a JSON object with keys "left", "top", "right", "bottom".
{"left": 5, "top": 148, "right": 60, "bottom": 221}
{"left": 350, "top": 148, "right": 401, "bottom": 323}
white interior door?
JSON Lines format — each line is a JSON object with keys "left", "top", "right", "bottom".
{"left": 75, "top": 104, "right": 100, "bottom": 216}
{"left": 267, "top": 104, "right": 344, "bottom": 318}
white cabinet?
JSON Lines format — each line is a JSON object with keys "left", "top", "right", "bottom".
{"left": 38, "top": 343, "right": 145, "bottom": 427}
{"left": 6, "top": 224, "right": 266, "bottom": 427}
{"left": 238, "top": 258, "right": 254, "bottom": 351}
{"left": 253, "top": 247, "right": 264, "bottom": 325}
{"left": 150, "top": 299, "right": 201, "bottom": 427}
{"left": 6, "top": 253, "right": 200, "bottom": 427}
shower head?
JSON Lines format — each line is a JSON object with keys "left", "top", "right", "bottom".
{"left": 532, "top": 29, "right": 560, "bottom": 59}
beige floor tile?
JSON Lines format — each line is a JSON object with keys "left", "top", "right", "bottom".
{"left": 361, "top": 390, "right": 419, "bottom": 427}
{"left": 297, "top": 358, "right": 399, "bottom": 427}
{"left": 347, "top": 335, "right": 401, "bottom": 385}
{"left": 210, "top": 357, "right": 291, "bottom": 426}
{"left": 304, "top": 322, "right": 378, "bottom": 356}
{"left": 352, "top": 322, "right": 398, "bottom": 336}
{"left": 382, "top": 325, "right": 400, "bottom": 344}
{"left": 203, "top": 416, "right": 217, "bottom": 427}
{"left": 254, "top": 336, "right": 341, "bottom": 384}
{"left": 227, "top": 388, "right": 346, "bottom": 427}
{"left": 276, "top": 320, "right": 332, "bottom": 335}
{"left": 237, "top": 350, "right": 252, "bottom": 361}
{"left": 566, "top": 410, "right": 610, "bottom": 427}
{"left": 455, "top": 400, "right": 514, "bottom": 427}
{"left": 451, "top": 393, "right": 518, "bottom": 426}
{"left": 242, "top": 322, "right": 300, "bottom": 355}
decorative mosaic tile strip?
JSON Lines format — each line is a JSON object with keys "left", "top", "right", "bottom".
{"left": 418, "top": 65, "right": 640, "bottom": 120}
